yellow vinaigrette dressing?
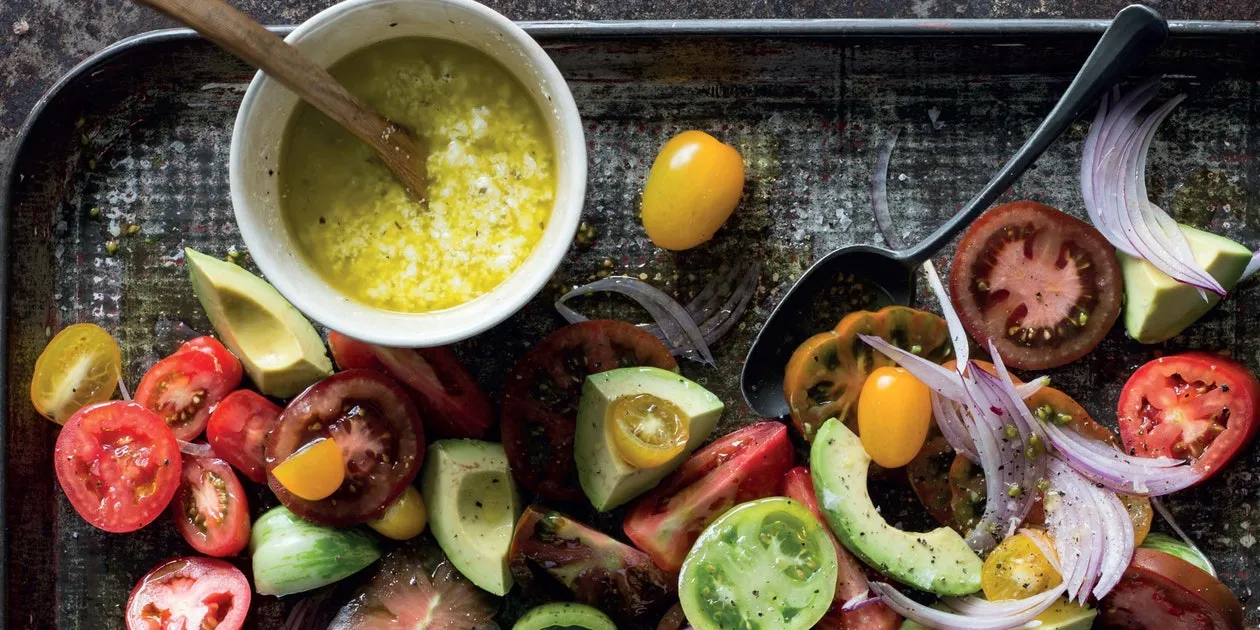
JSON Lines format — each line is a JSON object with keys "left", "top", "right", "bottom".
{"left": 280, "top": 38, "right": 556, "bottom": 313}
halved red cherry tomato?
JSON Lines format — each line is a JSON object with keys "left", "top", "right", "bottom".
{"left": 206, "top": 390, "right": 281, "bottom": 483}
{"left": 1118, "top": 352, "right": 1260, "bottom": 481}
{"left": 135, "top": 340, "right": 242, "bottom": 441}
{"left": 266, "top": 370, "right": 423, "bottom": 526}
{"left": 178, "top": 336, "right": 243, "bottom": 387}
{"left": 1100, "top": 548, "right": 1242, "bottom": 630}
{"left": 328, "top": 332, "right": 494, "bottom": 439}
{"left": 501, "top": 321, "right": 678, "bottom": 501}
{"left": 54, "top": 401, "right": 181, "bottom": 533}
{"left": 328, "top": 544, "right": 497, "bottom": 629}
{"left": 781, "top": 467, "right": 902, "bottom": 630}
{"left": 624, "top": 421, "right": 793, "bottom": 572}
{"left": 948, "top": 200, "right": 1123, "bottom": 370}
{"left": 171, "top": 453, "right": 250, "bottom": 557}
{"left": 125, "top": 556, "right": 250, "bottom": 630}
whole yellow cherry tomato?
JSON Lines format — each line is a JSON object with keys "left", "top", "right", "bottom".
{"left": 369, "top": 485, "right": 428, "bottom": 540}
{"left": 640, "top": 130, "right": 745, "bottom": 250}
{"left": 30, "top": 323, "right": 122, "bottom": 424}
{"left": 982, "top": 531, "right": 1062, "bottom": 600}
{"left": 271, "top": 437, "right": 344, "bottom": 501}
{"left": 856, "top": 366, "right": 932, "bottom": 468}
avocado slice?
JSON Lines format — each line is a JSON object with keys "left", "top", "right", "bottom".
{"left": 420, "top": 439, "right": 522, "bottom": 596}
{"left": 574, "top": 367, "right": 724, "bottom": 511}
{"left": 1120, "top": 225, "right": 1252, "bottom": 344}
{"left": 899, "top": 598, "right": 1097, "bottom": 629}
{"left": 185, "top": 248, "right": 332, "bottom": 397}
{"left": 512, "top": 602, "right": 617, "bottom": 630}
{"left": 811, "top": 418, "right": 982, "bottom": 596}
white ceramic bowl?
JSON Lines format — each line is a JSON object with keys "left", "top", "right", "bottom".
{"left": 230, "top": 0, "right": 585, "bottom": 347}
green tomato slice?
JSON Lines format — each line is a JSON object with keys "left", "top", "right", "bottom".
{"left": 679, "top": 497, "right": 838, "bottom": 630}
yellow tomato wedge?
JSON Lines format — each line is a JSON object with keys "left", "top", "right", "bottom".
{"left": 271, "top": 437, "right": 344, "bottom": 501}
{"left": 982, "top": 530, "right": 1063, "bottom": 601}
{"left": 369, "top": 485, "right": 427, "bottom": 540}
{"left": 1122, "top": 494, "right": 1153, "bottom": 546}
{"left": 640, "top": 130, "right": 745, "bottom": 250}
{"left": 608, "top": 393, "right": 689, "bottom": 468}
{"left": 856, "top": 366, "right": 932, "bottom": 468}
{"left": 30, "top": 323, "right": 122, "bottom": 424}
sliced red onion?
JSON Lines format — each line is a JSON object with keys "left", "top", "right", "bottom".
{"left": 870, "top": 582, "right": 1065, "bottom": 630}
{"left": 1019, "top": 527, "right": 1062, "bottom": 574}
{"left": 642, "top": 262, "right": 760, "bottom": 344}
{"left": 118, "top": 378, "right": 132, "bottom": 402}
{"left": 1015, "top": 376, "right": 1049, "bottom": 399}
{"left": 933, "top": 392, "right": 977, "bottom": 462}
{"left": 556, "top": 276, "right": 715, "bottom": 366}
{"left": 924, "top": 261, "right": 969, "bottom": 368}
{"left": 1242, "top": 251, "right": 1260, "bottom": 282}
{"left": 177, "top": 440, "right": 214, "bottom": 458}
{"left": 1044, "top": 457, "right": 1135, "bottom": 602}
{"left": 859, "top": 334, "right": 964, "bottom": 400}
{"left": 840, "top": 588, "right": 876, "bottom": 612}
{"left": 1038, "top": 417, "right": 1202, "bottom": 495}
{"left": 872, "top": 128, "right": 904, "bottom": 250}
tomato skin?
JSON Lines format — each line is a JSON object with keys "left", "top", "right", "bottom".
{"left": 624, "top": 421, "right": 794, "bottom": 573}
{"left": 178, "top": 336, "right": 243, "bottom": 389}
{"left": 135, "top": 344, "right": 242, "bottom": 441}
{"left": 948, "top": 200, "right": 1123, "bottom": 370}
{"left": 640, "top": 130, "right": 745, "bottom": 251}
{"left": 781, "top": 467, "right": 902, "bottom": 630}
{"left": 206, "top": 390, "right": 281, "bottom": 483}
{"left": 54, "top": 401, "right": 182, "bottom": 533}
{"left": 125, "top": 556, "right": 250, "bottom": 630}
{"left": 857, "top": 366, "right": 932, "bottom": 468}
{"left": 171, "top": 453, "right": 250, "bottom": 557}
{"left": 1099, "top": 548, "right": 1242, "bottom": 630}
{"left": 1118, "top": 352, "right": 1259, "bottom": 480}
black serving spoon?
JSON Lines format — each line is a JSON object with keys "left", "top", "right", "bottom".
{"left": 741, "top": 4, "right": 1168, "bottom": 418}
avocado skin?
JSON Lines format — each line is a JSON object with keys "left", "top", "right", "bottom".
{"left": 1120, "top": 225, "right": 1252, "bottom": 344}
{"left": 810, "top": 418, "right": 982, "bottom": 596}
{"left": 512, "top": 602, "right": 616, "bottom": 630}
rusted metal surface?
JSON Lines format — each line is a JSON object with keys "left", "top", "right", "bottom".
{"left": 4, "top": 25, "right": 1260, "bottom": 628}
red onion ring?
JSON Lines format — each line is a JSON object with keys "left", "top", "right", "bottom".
{"left": 1038, "top": 416, "right": 1202, "bottom": 495}
{"left": 1044, "top": 457, "right": 1135, "bottom": 602}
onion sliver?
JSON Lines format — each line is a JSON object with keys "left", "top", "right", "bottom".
{"left": 556, "top": 276, "right": 715, "bottom": 365}
{"left": 870, "top": 582, "right": 1065, "bottom": 630}
{"left": 860, "top": 334, "right": 964, "bottom": 399}
{"left": 1044, "top": 457, "right": 1135, "bottom": 602}
{"left": 872, "top": 128, "right": 904, "bottom": 249}
{"left": 1038, "top": 416, "right": 1201, "bottom": 496}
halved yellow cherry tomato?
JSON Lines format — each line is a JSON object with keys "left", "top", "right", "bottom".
{"left": 368, "top": 485, "right": 427, "bottom": 540}
{"left": 982, "top": 530, "right": 1063, "bottom": 601}
{"left": 1122, "top": 494, "right": 1153, "bottom": 546}
{"left": 271, "top": 437, "right": 344, "bottom": 501}
{"left": 608, "top": 393, "right": 689, "bottom": 468}
{"left": 640, "top": 130, "right": 745, "bottom": 250}
{"left": 856, "top": 366, "right": 932, "bottom": 468}
{"left": 31, "top": 323, "right": 122, "bottom": 424}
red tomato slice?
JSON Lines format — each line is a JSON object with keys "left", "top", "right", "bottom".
{"left": 781, "top": 467, "right": 902, "bottom": 630}
{"left": 125, "top": 556, "right": 250, "bottom": 630}
{"left": 624, "top": 421, "right": 794, "bottom": 572}
{"left": 502, "top": 320, "right": 678, "bottom": 501}
{"left": 328, "top": 544, "right": 498, "bottom": 629}
{"left": 266, "top": 370, "right": 424, "bottom": 526}
{"left": 1099, "top": 548, "right": 1242, "bottom": 630}
{"left": 171, "top": 453, "right": 250, "bottom": 557}
{"left": 948, "top": 200, "right": 1123, "bottom": 370}
{"left": 178, "top": 336, "right": 243, "bottom": 388}
{"left": 328, "top": 332, "right": 494, "bottom": 439}
{"left": 135, "top": 343, "right": 242, "bottom": 441}
{"left": 1118, "top": 352, "right": 1260, "bottom": 480}
{"left": 206, "top": 390, "right": 282, "bottom": 483}
{"left": 54, "top": 401, "right": 182, "bottom": 533}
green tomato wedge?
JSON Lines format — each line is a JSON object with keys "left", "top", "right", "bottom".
{"left": 680, "top": 496, "right": 838, "bottom": 630}
{"left": 250, "top": 505, "right": 381, "bottom": 596}
{"left": 512, "top": 602, "right": 617, "bottom": 630}
{"left": 1140, "top": 532, "right": 1216, "bottom": 577}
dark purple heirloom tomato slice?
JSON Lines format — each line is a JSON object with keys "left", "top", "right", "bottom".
{"left": 328, "top": 543, "right": 498, "bottom": 629}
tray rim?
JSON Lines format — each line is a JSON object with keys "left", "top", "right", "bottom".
{"left": 4, "top": 16, "right": 1260, "bottom": 625}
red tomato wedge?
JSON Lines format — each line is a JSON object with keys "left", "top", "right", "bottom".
{"left": 624, "top": 421, "right": 794, "bottom": 572}
{"left": 502, "top": 321, "right": 678, "bottom": 501}
{"left": 328, "top": 332, "right": 494, "bottom": 439}
{"left": 206, "top": 390, "right": 282, "bottom": 483}
{"left": 328, "top": 544, "right": 497, "bottom": 629}
{"left": 171, "top": 453, "right": 250, "bottom": 557}
{"left": 54, "top": 401, "right": 182, "bottom": 533}
{"left": 178, "top": 336, "right": 243, "bottom": 387}
{"left": 135, "top": 340, "right": 242, "bottom": 441}
{"left": 125, "top": 556, "right": 250, "bottom": 630}
{"left": 781, "top": 467, "right": 902, "bottom": 630}
{"left": 1099, "top": 548, "right": 1242, "bottom": 630}
{"left": 510, "top": 505, "right": 676, "bottom": 620}
{"left": 1118, "top": 352, "right": 1260, "bottom": 481}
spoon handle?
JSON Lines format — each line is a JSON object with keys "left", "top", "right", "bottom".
{"left": 903, "top": 4, "right": 1167, "bottom": 265}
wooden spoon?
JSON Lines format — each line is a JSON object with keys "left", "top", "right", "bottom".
{"left": 136, "top": 0, "right": 428, "bottom": 200}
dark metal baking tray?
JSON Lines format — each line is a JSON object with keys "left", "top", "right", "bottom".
{"left": 4, "top": 19, "right": 1260, "bottom": 629}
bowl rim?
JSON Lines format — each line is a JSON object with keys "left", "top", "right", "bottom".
{"left": 228, "top": 0, "right": 586, "bottom": 348}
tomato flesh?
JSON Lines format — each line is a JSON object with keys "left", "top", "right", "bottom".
{"left": 857, "top": 366, "right": 932, "bottom": 468}
{"left": 502, "top": 320, "right": 678, "bottom": 501}
{"left": 206, "top": 389, "right": 282, "bottom": 483}
{"left": 266, "top": 370, "right": 423, "bottom": 526}
{"left": 624, "top": 421, "right": 794, "bottom": 572}
{"left": 54, "top": 401, "right": 182, "bottom": 533}
{"left": 328, "top": 544, "right": 497, "bottom": 629}
{"left": 948, "top": 200, "right": 1122, "bottom": 370}
{"left": 1118, "top": 352, "right": 1260, "bottom": 480}
{"left": 178, "top": 336, "right": 243, "bottom": 388}
{"left": 171, "top": 453, "right": 250, "bottom": 557}
{"left": 125, "top": 557, "right": 250, "bottom": 630}
{"left": 981, "top": 531, "right": 1061, "bottom": 601}
{"left": 135, "top": 344, "right": 241, "bottom": 441}
{"left": 30, "top": 322, "right": 121, "bottom": 424}
{"left": 1100, "top": 548, "right": 1242, "bottom": 630}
